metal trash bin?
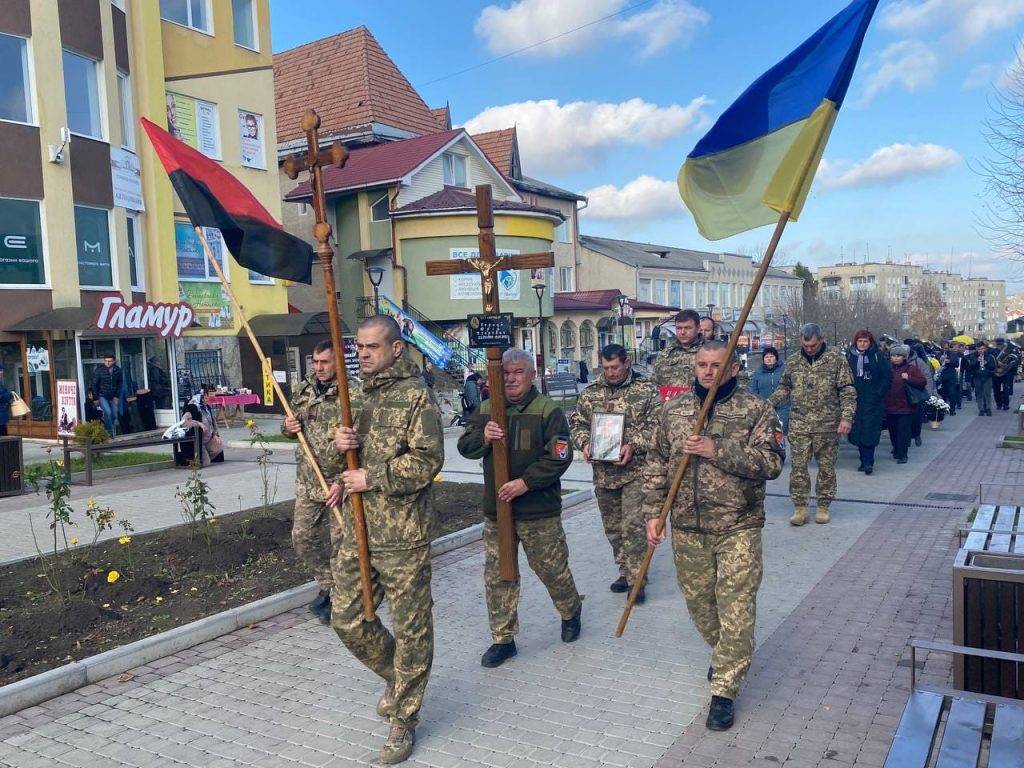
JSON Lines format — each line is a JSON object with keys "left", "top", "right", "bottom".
{"left": 0, "top": 436, "right": 24, "bottom": 497}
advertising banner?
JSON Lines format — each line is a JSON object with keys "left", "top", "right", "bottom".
{"left": 110, "top": 147, "right": 144, "bottom": 211}
{"left": 178, "top": 282, "right": 232, "bottom": 329}
{"left": 0, "top": 198, "right": 44, "bottom": 285}
{"left": 57, "top": 380, "right": 79, "bottom": 437}
{"left": 377, "top": 296, "right": 452, "bottom": 369}
{"left": 175, "top": 222, "right": 225, "bottom": 281}
{"left": 449, "top": 248, "right": 520, "bottom": 301}
{"left": 238, "top": 110, "right": 265, "bottom": 169}
{"left": 166, "top": 92, "right": 218, "bottom": 158}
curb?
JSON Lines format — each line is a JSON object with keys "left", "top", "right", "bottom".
{"left": 0, "top": 488, "right": 595, "bottom": 716}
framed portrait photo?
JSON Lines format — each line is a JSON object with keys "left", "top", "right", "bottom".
{"left": 590, "top": 412, "right": 625, "bottom": 463}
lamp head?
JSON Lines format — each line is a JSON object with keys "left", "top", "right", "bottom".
{"left": 367, "top": 266, "right": 385, "bottom": 287}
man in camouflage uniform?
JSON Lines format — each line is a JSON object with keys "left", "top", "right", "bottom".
{"left": 332, "top": 315, "right": 443, "bottom": 764}
{"left": 458, "top": 348, "right": 582, "bottom": 669}
{"left": 652, "top": 309, "right": 704, "bottom": 397}
{"left": 569, "top": 343, "right": 659, "bottom": 600}
{"left": 768, "top": 323, "right": 855, "bottom": 526}
{"left": 644, "top": 341, "right": 785, "bottom": 731}
{"left": 282, "top": 339, "right": 344, "bottom": 625}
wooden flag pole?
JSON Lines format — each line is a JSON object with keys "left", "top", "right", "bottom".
{"left": 615, "top": 211, "right": 791, "bottom": 637}
{"left": 194, "top": 227, "right": 376, "bottom": 621}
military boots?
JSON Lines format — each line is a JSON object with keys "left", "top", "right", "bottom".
{"left": 815, "top": 505, "right": 830, "bottom": 524}
{"left": 789, "top": 507, "right": 808, "bottom": 526}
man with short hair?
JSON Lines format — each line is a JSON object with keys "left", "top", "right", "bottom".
{"left": 700, "top": 315, "right": 717, "bottom": 342}
{"left": 282, "top": 339, "right": 344, "bottom": 625}
{"left": 332, "top": 315, "right": 444, "bottom": 764}
{"left": 457, "top": 348, "right": 582, "bottom": 668}
{"left": 652, "top": 309, "right": 704, "bottom": 397}
{"left": 963, "top": 340, "right": 996, "bottom": 416}
{"left": 92, "top": 353, "right": 123, "bottom": 437}
{"left": 992, "top": 338, "right": 1019, "bottom": 411}
{"left": 644, "top": 341, "right": 785, "bottom": 730}
{"left": 570, "top": 344, "right": 659, "bottom": 600}
{"left": 769, "top": 323, "right": 855, "bottom": 526}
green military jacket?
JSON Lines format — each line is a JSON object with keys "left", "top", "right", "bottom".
{"left": 284, "top": 376, "right": 345, "bottom": 503}
{"left": 343, "top": 355, "right": 444, "bottom": 552}
{"left": 568, "top": 371, "right": 660, "bottom": 489}
{"left": 768, "top": 344, "right": 856, "bottom": 434}
{"left": 651, "top": 336, "right": 704, "bottom": 391}
{"left": 643, "top": 382, "right": 784, "bottom": 535}
{"left": 457, "top": 386, "right": 573, "bottom": 520}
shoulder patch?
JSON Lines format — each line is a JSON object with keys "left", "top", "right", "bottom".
{"left": 553, "top": 436, "right": 570, "bottom": 460}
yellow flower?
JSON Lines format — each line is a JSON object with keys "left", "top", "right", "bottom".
{"left": 434, "top": 473, "right": 444, "bottom": 482}
{"left": 245, "top": 419, "right": 255, "bottom": 429}
{"left": 87, "top": 498, "right": 98, "bottom": 510}
{"left": 190, "top": 587, "right": 198, "bottom": 592}
{"left": 70, "top": 537, "right": 79, "bottom": 546}
{"left": 55, "top": 460, "right": 64, "bottom": 468}
{"left": 107, "top": 570, "right": 120, "bottom": 583}
{"left": 208, "top": 517, "right": 217, "bottom": 524}
{"left": 154, "top": 596, "right": 163, "bottom": 603}
{"left": 118, "top": 536, "right": 131, "bottom": 545}
{"left": 102, "top": 603, "right": 110, "bottom": 608}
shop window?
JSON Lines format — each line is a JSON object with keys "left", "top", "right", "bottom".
{"left": 0, "top": 33, "right": 32, "bottom": 124}
{"left": 74, "top": 205, "right": 113, "bottom": 289}
{"left": 63, "top": 50, "right": 103, "bottom": 139}
{"left": 0, "top": 198, "right": 45, "bottom": 286}
{"left": 232, "top": 0, "right": 257, "bottom": 50}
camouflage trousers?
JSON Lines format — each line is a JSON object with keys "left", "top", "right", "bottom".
{"left": 594, "top": 481, "right": 647, "bottom": 582}
{"left": 484, "top": 516, "right": 582, "bottom": 644}
{"left": 292, "top": 496, "right": 337, "bottom": 592}
{"left": 788, "top": 432, "right": 839, "bottom": 507}
{"left": 330, "top": 544, "right": 433, "bottom": 727}
{"left": 672, "top": 527, "right": 763, "bottom": 700}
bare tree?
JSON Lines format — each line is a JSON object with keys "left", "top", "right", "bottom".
{"left": 906, "top": 282, "right": 951, "bottom": 340}
{"left": 776, "top": 289, "right": 901, "bottom": 353}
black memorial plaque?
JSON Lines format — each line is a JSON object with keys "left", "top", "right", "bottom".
{"left": 468, "top": 313, "right": 514, "bottom": 349}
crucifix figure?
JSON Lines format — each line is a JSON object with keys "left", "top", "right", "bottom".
{"left": 425, "top": 184, "right": 554, "bottom": 581}
{"left": 282, "top": 109, "right": 375, "bottom": 621}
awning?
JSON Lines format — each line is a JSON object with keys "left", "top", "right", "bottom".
{"left": 7, "top": 307, "right": 98, "bottom": 332}
{"left": 243, "top": 311, "right": 349, "bottom": 337}
{"left": 346, "top": 248, "right": 393, "bottom": 261}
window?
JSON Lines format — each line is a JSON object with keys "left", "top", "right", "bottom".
{"left": 638, "top": 278, "right": 652, "bottom": 302}
{"left": 175, "top": 221, "right": 227, "bottom": 281}
{"left": 653, "top": 279, "right": 667, "bottom": 306}
{"left": 232, "top": 0, "right": 257, "bottom": 49}
{"left": 370, "top": 193, "right": 390, "bottom": 222}
{"left": 127, "top": 214, "right": 143, "bottom": 290}
{"left": 558, "top": 266, "right": 574, "bottom": 293}
{"left": 709, "top": 282, "right": 719, "bottom": 306}
{"left": 74, "top": 206, "right": 113, "bottom": 288}
{"left": 112, "top": 0, "right": 126, "bottom": 10}
{"left": 443, "top": 153, "right": 467, "bottom": 187}
{"left": 0, "top": 198, "right": 45, "bottom": 285}
{"left": 160, "top": 0, "right": 211, "bottom": 33}
{"left": 669, "top": 280, "right": 681, "bottom": 308}
{"left": 298, "top": 202, "right": 309, "bottom": 216}
{"left": 554, "top": 219, "right": 570, "bottom": 243}
{"left": 684, "top": 281, "right": 694, "bottom": 307}
{"left": 696, "top": 282, "right": 706, "bottom": 306}
{"left": 117, "top": 72, "right": 134, "bottom": 149}
{"left": 63, "top": 50, "right": 102, "bottom": 139}
{"left": 238, "top": 109, "right": 264, "bottom": 168}
{"left": 166, "top": 92, "right": 219, "bottom": 158}
{"left": 184, "top": 349, "right": 224, "bottom": 389}
{"left": 0, "top": 34, "right": 32, "bottom": 124}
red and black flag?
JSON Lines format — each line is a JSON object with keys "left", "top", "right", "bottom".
{"left": 140, "top": 117, "right": 314, "bottom": 284}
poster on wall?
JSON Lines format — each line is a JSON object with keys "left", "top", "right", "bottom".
{"left": 0, "top": 198, "right": 44, "bottom": 285}
{"left": 179, "top": 282, "right": 233, "bottom": 329}
{"left": 57, "top": 380, "right": 79, "bottom": 437}
{"left": 165, "top": 92, "right": 219, "bottom": 158}
{"left": 449, "top": 248, "right": 520, "bottom": 301}
{"left": 27, "top": 345, "right": 49, "bottom": 373}
{"left": 238, "top": 110, "right": 265, "bottom": 169}
{"left": 110, "top": 147, "right": 144, "bottom": 211}
{"left": 175, "top": 222, "right": 225, "bottom": 281}
{"left": 377, "top": 296, "right": 452, "bottom": 368}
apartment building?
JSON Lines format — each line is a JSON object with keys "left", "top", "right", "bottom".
{"left": 0, "top": 0, "right": 285, "bottom": 437}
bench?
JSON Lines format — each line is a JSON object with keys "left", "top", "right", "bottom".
{"left": 1018, "top": 403, "right": 1024, "bottom": 435}
{"left": 544, "top": 372, "right": 579, "bottom": 408}
{"left": 60, "top": 431, "right": 201, "bottom": 486}
{"left": 960, "top": 504, "right": 1024, "bottom": 554}
{"left": 884, "top": 640, "right": 1024, "bottom": 768}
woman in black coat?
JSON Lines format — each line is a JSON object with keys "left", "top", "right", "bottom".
{"left": 845, "top": 329, "right": 892, "bottom": 475}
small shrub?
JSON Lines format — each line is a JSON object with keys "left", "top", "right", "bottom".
{"left": 74, "top": 421, "right": 111, "bottom": 446}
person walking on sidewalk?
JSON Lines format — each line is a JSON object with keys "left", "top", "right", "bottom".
{"left": 964, "top": 340, "right": 997, "bottom": 416}
{"left": 569, "top": 343, "right": 659, "bottom": 602}
{"left": 747, "top": 346, "right": 789, "bottom": 433}
{"left": 904, "top": 340, "right": 934, "bottom": 448}
{"left": 332, "top": 315, "right": 444, "bottom": 765}
{"left": 885, "top": 345, "right": 927, "bottom": 464}
{"left": 652, "top": 309, "right": 704, "bottom": 397}
{"left": 938, "top": 344, "right": 962, "bottom": 416}
{"left": 91, "top": 353, "right": 123, "bottom": 437}
{"left": 457, "top": 348, "right": 583, "bottom": 669}
{"left": 769, "top": 324, "right": 855, "bottom": 526}
{"left": 845, "top": 330, "right": 891, "bottom": 475}
{"left": 644, "top": 341, "right": 785, "bottom": 731}
{"left": 992, "top": 338, "right": 1019, "bottom": 411}
{"left": 282, "top": 340, "right": 345, "bottom": 626}
{"left": 0, "top": 364, "right": 11, "bottom": 437}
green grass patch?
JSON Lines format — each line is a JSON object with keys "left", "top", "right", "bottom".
{"left": 967, "top": 507, "right": 977, "bottom": 524}
{"left": 27, "top": 451, "right": 171, "bottom": 474}
{"left": 252, "top": 432, "right": 295, "bottom": 443}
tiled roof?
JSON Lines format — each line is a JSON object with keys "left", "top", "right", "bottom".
{"left": 629, "top": 298, "right": 679, "bottom": 312}
{"left": 273, "top": 27, "right": 440, "bottom": 144}
{"left": 514, "top": 176, "right": 587, "bottom": 203}
{"left": 391, "top": 186, "right": 564, "bottom": 220}
{"left": 554, "top": 289, "right": 623, "bottom": 312}
{"left": 579, "top": 235, "right": 797, "bottom": 279}
{"left": 471, "top": 128, "right": 517, "bottom": 177}
{"left": 431, "top": 105, "right": 451, "bottom": 131}
{"left": 285, "top": 129, "right": 464, "bottom": 200}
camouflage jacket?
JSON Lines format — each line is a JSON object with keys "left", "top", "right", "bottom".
{"left": 284, "top": 376, "right": 345, "bottom": 502}
{"left": 643, "top": 382, "right": 785, "bottom": 535}
{"left": 768, "top": 345, "right": 856, "bottom": 434}
{"left": 569, "top": 371, "right": 660, "bottom": 489}
{"left": 344, "top": 355, "right": 444, "bottom": 552}
{"left": 651, "top": 336, "right": 704, "bottom": 391}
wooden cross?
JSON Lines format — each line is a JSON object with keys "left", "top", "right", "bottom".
{"left": 282, "top": 109, "right": 375, "bottom": 621}
{"left": 425, "top": 184, "right": 554, "bottom": 582}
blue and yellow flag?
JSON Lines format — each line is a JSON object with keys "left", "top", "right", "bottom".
{"left": 678, "top": 0, "right": 878, "bottom": 240}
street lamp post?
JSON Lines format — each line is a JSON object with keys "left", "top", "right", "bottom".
{"left": 533, "top": 280, "right": 547, "bottom": 394}
{"left": 616, "top": 293, "right": 629, "bottom": 348}
{"left": 706, "top": 302, "right": 715, "bottom": 319}
{"left": 366, "top": 266, "right": 385, "bottom": 316}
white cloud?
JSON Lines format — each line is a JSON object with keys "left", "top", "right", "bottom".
{"left": 474, "top": 0, "right": 709, "bottom": 59}
{"left": 964, "top": 44, "right": 1024, "bottom": 90}
{"left": 882, "top": 0, "right": 1024, "bottom": 47}
{"left": 463, "top": 97, "right": 711, "bottom": 175}
{"left": 818, "top": 143, "right": 961, "bottom": 191}
{"left": 581, "top": 175, "right": 684, "bottom": 221}
{"left": 860, "top": 40, "right": 939, "bottom": 104}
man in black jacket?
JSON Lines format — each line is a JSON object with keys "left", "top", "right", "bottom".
{"left": 457, "top": 348, "right": 582, "bottom": 668}
{"left": 963, "top": 341, "right": 996, "bottom": 416}
{"left": 92, "top": 354, "right": 123, "bottom": 436}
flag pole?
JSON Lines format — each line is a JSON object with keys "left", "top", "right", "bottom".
{"left": 616, "top": 210, "right": 791, "bottom": 637}
{"left": 193, "top": 226, "right": 376, "bottom": 621}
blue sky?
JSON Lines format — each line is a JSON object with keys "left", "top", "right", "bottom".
{"left": 270, "top": 1, "right": 1024, "bottom": 288}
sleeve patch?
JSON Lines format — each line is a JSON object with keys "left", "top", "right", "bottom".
{"left": 554, "top": 437, "right": 570, "bottom": 460}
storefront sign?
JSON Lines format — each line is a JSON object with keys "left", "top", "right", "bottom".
{"left": 94, "top": 295, "right": 195, "bottom": 338}
{"left": 449, "top": 248, "right": 520, "bottom": 301}
{"left": 57, "top": 380, "right": 79, "bottom": 437}
{"left": 467, "top": 313, "right": 513, "bottom": 349}
{"left": 110, "top": 147, "right": 144, "bottom": 211}
{"left": 262, "top": 359, "right": 274, "bottom": 407}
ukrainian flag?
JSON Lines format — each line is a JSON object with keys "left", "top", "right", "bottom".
{"left": 679, "top": 0, "right": 879, "bottom": 241}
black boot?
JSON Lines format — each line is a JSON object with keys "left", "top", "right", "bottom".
{"left": 707, "top": 665, "right": 713, "bottom": 681}
{"left": 706, "top": 696, "right": 734, "bottom": 731}
{"left": 561, "top": 606, "right": 582, "bottom": 643}
{"left": 481, "top": 641, "right": 517, "bottom": 668}
{"left": 609, "top": 576, "right": 628, "bottom": 593}
{"left": 309, "top": 590, "right": 331, "bottom": 624}
{"left": 864, "top": 466, "right": 873, "bottom": 475}
{"left": 633, "top": 585, "right": 646, "bottom": 604}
